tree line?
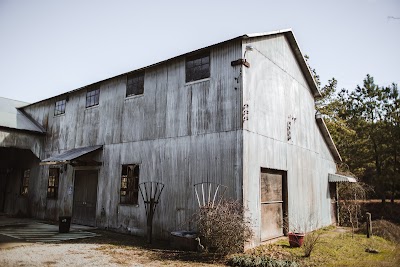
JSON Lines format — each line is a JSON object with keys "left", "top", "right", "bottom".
{"left": 312, "top": 65, "right": 399, "bottom": 202}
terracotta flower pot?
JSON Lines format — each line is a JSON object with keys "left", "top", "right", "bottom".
{"left": 288, "top": 232, "right": 305, "bottom": 247}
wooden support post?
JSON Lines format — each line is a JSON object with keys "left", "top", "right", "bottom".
{"left": 147, "top": 198, "right": 155, "bottom": 244}
{"left": 366, "top": 212, "right": 372, "bottom": 238}
{"left": 336, "top": 183, "right": 339, "bottom": 225}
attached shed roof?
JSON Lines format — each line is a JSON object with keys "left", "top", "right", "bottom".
{"left": 328, "top": 173, "right": 357, "bottom": 183}
{"left": 21, "top": 29, "right": 320, "bottom": 108}
{"left": 0, "top": 97, "right": 46, "bottom": 134}
{"left": 40, "top": 145, "right": 103, "bottom": 165}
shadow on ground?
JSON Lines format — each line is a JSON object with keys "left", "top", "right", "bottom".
{"left": 62, "top": 229, "right": 225, "bottom": 265}
{"left": 0, "top": 215, "right": 224, "bottom": 265}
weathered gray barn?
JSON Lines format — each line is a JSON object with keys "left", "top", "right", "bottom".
{"left": 0, "top": 29, "right": 352, "bottom": 247}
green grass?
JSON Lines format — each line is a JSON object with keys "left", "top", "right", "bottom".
{"left": 246, "top": 227, "right": 400, "bottom": 267}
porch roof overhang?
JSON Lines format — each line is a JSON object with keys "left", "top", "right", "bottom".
{"left": 328, "top": 173, "right": 357, "bottom": 183}
{"left": 40, "top": 145, "right": 103, "bottom": 165}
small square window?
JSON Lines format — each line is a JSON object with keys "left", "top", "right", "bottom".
{"left": 186, "top": 52, "right": 210, "bottom": 83}
{"left": 120, "top": 164, "right": 140, "bottom": 205}
{"left": 54, "top": 99, "right": 66, "bottom": 116}
{"left": 47, "top": 168, "right": 60, "bottom": 199}
{"left": 86, "top": 87, "right": 100, "bottom": 108}
{"left": 20, "top": 169, "right": 30, "bottom": 196}
{"left": 126, "top": 72, "right": 144, "bottom": 97}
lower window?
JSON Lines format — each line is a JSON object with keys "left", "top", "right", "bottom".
{"left": 47, "top": 168, "right": 60, "bottom": 199}
{"left": 120, "top": 164, "right": 140, "bottom": 205}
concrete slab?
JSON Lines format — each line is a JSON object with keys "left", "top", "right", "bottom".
{"left": 0, "top": 216, "right": 98, "bottom": 243}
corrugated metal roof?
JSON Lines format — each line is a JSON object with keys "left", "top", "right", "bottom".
{"left": 244, "top": 29, "right": 293, "bottom": 38}
{"left": 41, "top": 145, "right": 103, "bottom": 165}
{"left": 328, "top": 173, "right": 357, "bottom": 183}
{"left": 316, "top": 114, "right": 342, "bottom": 162}
{"left": 0, "top": 97, "right": 46, "bottom": 134}
{"left": 21, "top": 29, "right": 320, "bottom": 108}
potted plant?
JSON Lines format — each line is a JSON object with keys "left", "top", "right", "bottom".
{"left": 283, "top": 217, "right": 306, "bottom": 247}
{"left": 288, "top": 232, "right": 305, "bottom": 247}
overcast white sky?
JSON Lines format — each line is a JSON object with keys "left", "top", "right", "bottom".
{"left": 0, "top": 0, "right": 399, "bottom": 103}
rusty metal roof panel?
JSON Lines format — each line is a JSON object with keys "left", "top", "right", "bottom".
{"left": 41, "top": 145, "right": 103, "bottom": 164}
{"left": 0, "top": 97, "right": 45, "bottom": 133}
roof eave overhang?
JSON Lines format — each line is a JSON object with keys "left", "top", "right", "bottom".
{"left": 244, "top": 30, "right": 321, "bottom": 98}
{"left": 0, "top": 125, "right": 46, "bottom": 135}
{"left": 20, "top": 36, "right": 244, "bottom": 109}
{"left": 20, "top": 29, "right": 321, "bottom": 108}
{"left": 283, "top": 31, "right": 321, "bottom": 98}
{"left": 316, "top": 114, "right": 342, "bottom": 162}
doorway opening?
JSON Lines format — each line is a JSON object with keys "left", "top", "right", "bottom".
{"left": 260, "top": 168, "right": 288, "bottom": 241}
{"left": 72, "top": 170, "right": 98, "bottom": 226}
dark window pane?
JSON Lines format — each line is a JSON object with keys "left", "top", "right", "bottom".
{"left": 186, "top": 52, "right": 210, "bottom": 82}
{"left": 126, "top": 72, "right": 145, "bottom": 97}
{"left": 86, "top": 87, "right": 100, "bottom": 107}
{"left": 120, "top": 164, "right": 140, "bottom": 204}
{"left": 121, "top": 165, "right": 127, "bottom": 176}
{"left": 47, "top": 168, "right": 59, "bottom": 199}
{"left": 54, "top": 99, "right": 66, "bottom": 116}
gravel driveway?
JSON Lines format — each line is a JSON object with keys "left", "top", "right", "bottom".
{"left": 1, "top": 243, "right": 125, "bottom": 267}
{"left": 0, "top": 217, "right": 224, "bottom": 267}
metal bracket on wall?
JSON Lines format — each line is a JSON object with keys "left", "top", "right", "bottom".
{"left": 231, "top": 59, "right": 250, "bottom": 68}
{"left": 287, "top": 115, "right": 297, "bottom": 141}
{"left": 243, "top": 104, "right": 249, "bottom": 122}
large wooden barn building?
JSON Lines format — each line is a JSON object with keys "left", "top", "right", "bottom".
{"left": 0, "top": 29, "right": 353, "bottom": 247}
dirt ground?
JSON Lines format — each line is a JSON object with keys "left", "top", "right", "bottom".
{"left": 0, "top": 227, "right": 226, "bottom": 267}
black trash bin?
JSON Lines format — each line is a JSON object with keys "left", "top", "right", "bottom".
{"left": 59, "top": 216, "right": 71, "bottom": 233}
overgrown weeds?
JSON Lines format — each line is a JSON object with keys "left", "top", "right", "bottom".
{"left": 357, "top": 219, "right": 400, "bottom": 244}
{"left": 302, "top": 231, "right": 320, "bottom": 257}
{"left": 193, "top": 200, "right": 253, "bottom": 255}
{"left": 283, "top": 214, "right": 321, "bottom": 257}
{"left": 338, "top": 181, "right": 373, "bottom": 234}
{"left": 227, "top": 254, "right": 298, "bottom": 267}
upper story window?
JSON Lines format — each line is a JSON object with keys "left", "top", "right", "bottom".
{"left": 54, "top": 99, "right": 66, "bottom": 116}
{"left": 20, "top": 169, "right": 30, "bottom": 196}
{"left": 126, "top": 72, "right": 144, "bottom": 97}
{"left": 120, "top": 164, "right": 140, "bottom": 205}
{"left": 185, "top": 52, "right": 210, "bottom": 83}
{"left": 47, "top": 168, "right": 60, "bottom": 199}
{"left": 86, "top": 87, "right": 100, "bottom": 108}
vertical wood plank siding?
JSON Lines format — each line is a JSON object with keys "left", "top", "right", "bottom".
{"left": 242, "top": 35, "right": 337, "bottom": 246}
{"left": 22, "top": 41, "right": 243, "bottom": 237}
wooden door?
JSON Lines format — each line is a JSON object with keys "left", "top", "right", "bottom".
{"left": 72, "top": 170, "right": 98, "bottom": 226}
{"left": 329, "top": 183, "right": 337, "bottom": 224}
{"left": 260, "top": 169, "right": 287, "bottom": 241}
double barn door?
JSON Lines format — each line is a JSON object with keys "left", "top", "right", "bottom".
{"left": 72, "top": 170, "right": 98, "bottom": 226}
